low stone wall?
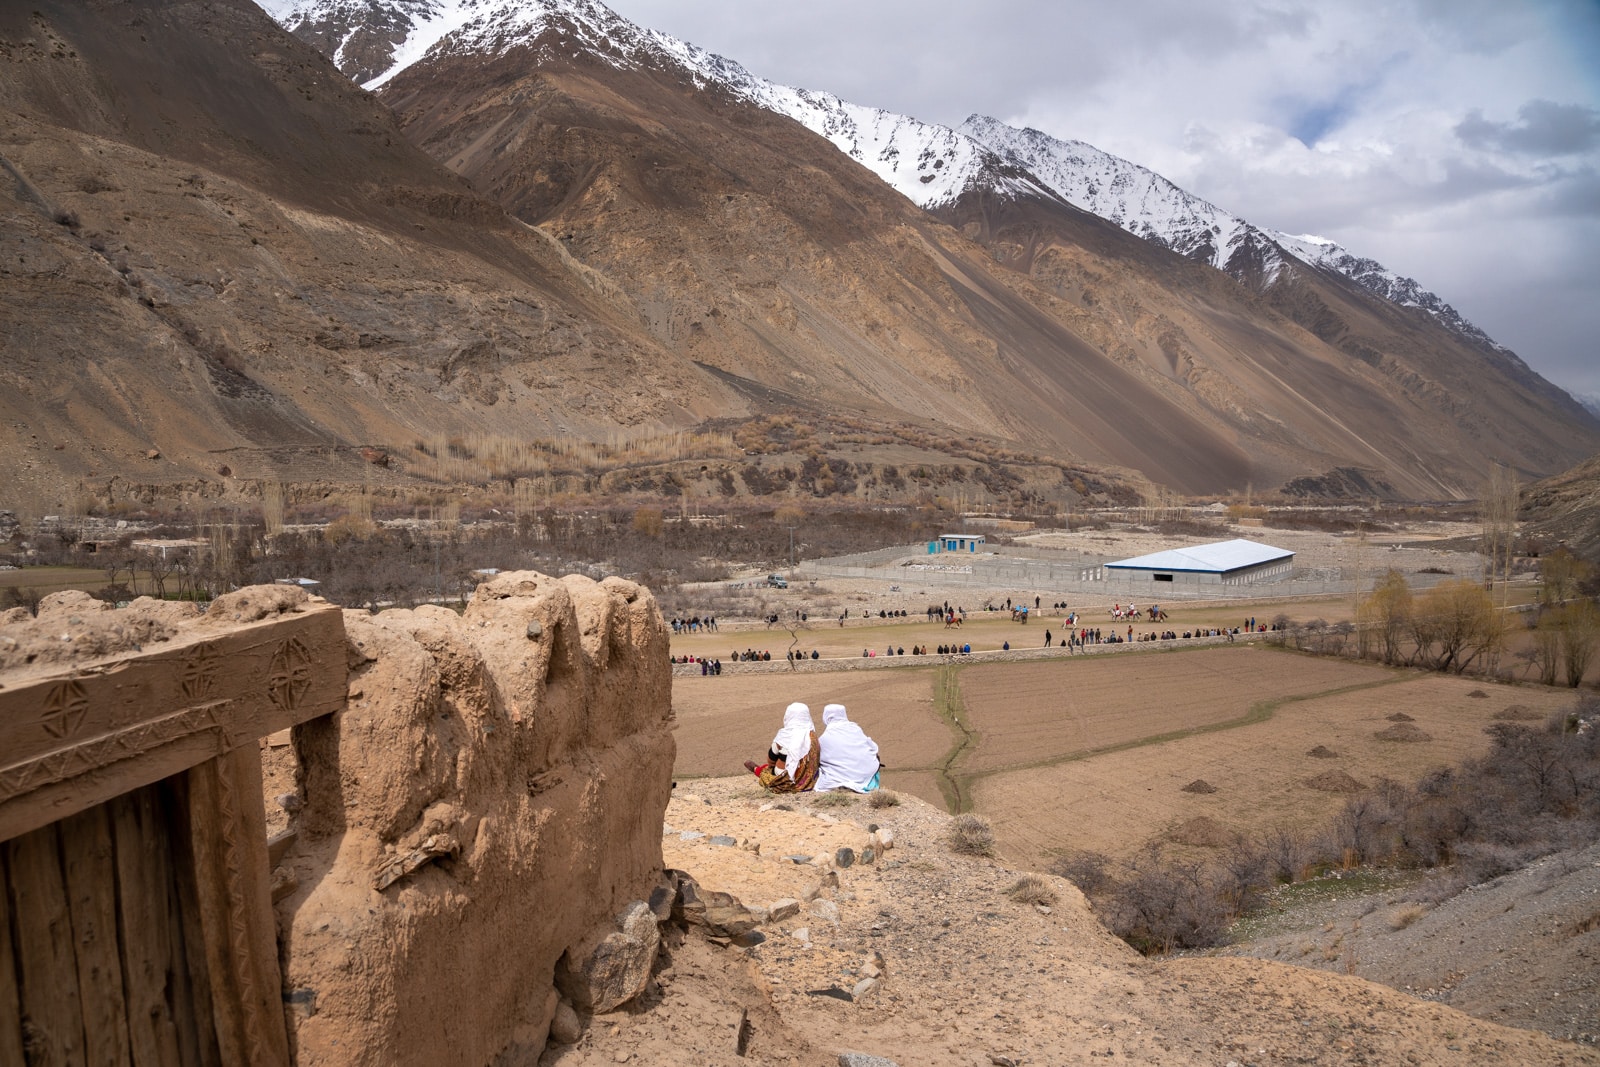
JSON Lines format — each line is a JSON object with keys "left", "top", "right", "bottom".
{"left": 671, "top": 632, "right": 1256, "bottom": 677}
{"left": 278, "top": 571, "right": 674, "bottom": 1067}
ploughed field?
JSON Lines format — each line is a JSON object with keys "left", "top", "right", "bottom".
{"left": 672, "top": 645, "right": 1579, "bottom": 866}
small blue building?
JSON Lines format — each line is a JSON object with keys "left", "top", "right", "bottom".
{"left": 929, "top": 533, "right": 986, "bottom": 554}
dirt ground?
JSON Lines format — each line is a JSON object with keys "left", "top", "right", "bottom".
{"left": 953, "top": 647, "right": 1378, "bottom": 775}
{"left": 973, "top": 666, "right": 1581, "bottom": 868}
{"left": 674, "top": 642, "right": 1583, "bottom": 868}
{"left": 541, "top": 780, "right": 1600, "bottom": 1066}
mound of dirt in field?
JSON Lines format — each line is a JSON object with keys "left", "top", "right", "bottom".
{"left": 1468, "top": 689, "right": 1489, "bottom": 698}
{"left": 1386, "top": 711, "right": 1415, "bottom": 722}
{"left": 1307, "top": 745, "right": 1339, "bottom": 758}
{"left": 1305, "top": 770, "right": 1366, "bottom": 793}
{"left": 1495, "top": 704, "right": 1543, "bottom": 721}
{"left": 1167, "top": 815, "right": 1232, "bottom": 847}
{"left": 1181, "top": 779, "right": 1218, "bottom": 794}
{"left": 1375, "top": 723, "right": 1434, "bottom": 743}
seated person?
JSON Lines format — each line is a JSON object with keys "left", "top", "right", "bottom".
{"left": 744, "top": 702, "right": 818, "bottom": 793}
{"left": 813, "top": 704, "right": 882, "bottom": 793}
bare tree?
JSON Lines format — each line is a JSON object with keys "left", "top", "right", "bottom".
{"left": 1409, "top": 578, "right": 1502, "bottom": 674}
{"left": 1359, "top": 569, "right": 1413, "bottom": 665}
{"left": 1552, "top": 601, "right": 1600, "bottom": 688}
{"left": 1480, "top": 463, "right": 1518, "bottom": 595}
{"left": 1539, "top": 547, "right": 1593, "bottom": 608}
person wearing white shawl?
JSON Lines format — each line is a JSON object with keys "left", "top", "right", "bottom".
{"left": 813, "top": 703, "right": 882, "bottom": 793}
{"left": 744, "top": 701, "right": 819, "bottom": 793}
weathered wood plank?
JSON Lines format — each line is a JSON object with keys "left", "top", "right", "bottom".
{"left": 111, "top": 788, "right": 183, "bottom": 1067}
{"left": 6, "top": 823, "right": 87, "bottom": 1067}
{"left": 0, "top": 604, "right": 346, "bottom": 843}
{"left": 166, "top": 777, "right": 222, "bottom": 1067}
{"left": 186, "top": 750, "right": 291, "bottom": 1067}
{"left": 0, "top": 857, "right": 26, "bottom": 1067}
{"left": 60, "top": 804, "right": 133, "bottom": 1067}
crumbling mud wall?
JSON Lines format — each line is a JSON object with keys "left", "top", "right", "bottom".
{"left": 276, "top": 571, "right": 675, "bottom": 1067}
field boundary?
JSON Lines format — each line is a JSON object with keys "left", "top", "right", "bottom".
{"left": 931, "top": 664, "right": 978, "bottom": 812}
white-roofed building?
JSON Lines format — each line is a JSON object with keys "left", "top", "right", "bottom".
{"left": 1103, "top": 539, "right": 1294, "bottom": 588}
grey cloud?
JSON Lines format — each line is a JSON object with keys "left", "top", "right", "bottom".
{"left": 1455, "top": 100, "right": 1600, "bottom": 155}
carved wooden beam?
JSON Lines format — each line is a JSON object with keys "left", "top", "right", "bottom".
{"left": 0, "top": 604, "right": 346, "bottom": 843}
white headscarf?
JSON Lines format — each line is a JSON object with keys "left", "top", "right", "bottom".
{"left": 769, "top": 702, "right": 815, "bottom": 779}
{"left": 814, "top": 703, "right": 881, "bottom": 792}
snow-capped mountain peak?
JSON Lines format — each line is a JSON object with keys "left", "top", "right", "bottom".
{"left": 1268, "top": 231, "right": 1502, "bottom": 350}
{"left": 958, "top": 114, "right": 1291, "bottom": 282}
{"left": 259, "top": 0, "right": 1502, "bottom": 350}
{"left": 262, "top": 0, "right": 1053, "bottom": 208}
{"left": 958, "top": 116, "right": 1504, "bottom": 348}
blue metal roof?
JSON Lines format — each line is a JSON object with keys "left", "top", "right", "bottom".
{"left": 1105, "top": 538, "right": 1293, "bottom": 574}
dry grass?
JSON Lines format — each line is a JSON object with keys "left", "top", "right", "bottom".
{"left": 1005, "top": 874, "right": 1058, "bottom": 907}
{"left": 868, "top": 789, "right": 902, "bottom": 809}
{"left": 947, "top": 813, "right": 996, "bottom": 857}
{"left": 812, "top": 791, "right": 858, "bottom": 809}
{"left": 1390, "top": 904, "right": 1427, "bottom": 931}
{"left": 1494, "top": 705, "right": 1543, "bottom": 721}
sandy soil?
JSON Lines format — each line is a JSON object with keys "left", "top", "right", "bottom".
{"left": 541, "top": 781, "right": 1599, "bottom": 1066}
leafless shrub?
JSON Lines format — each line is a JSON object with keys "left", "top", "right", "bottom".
{"left": 1259, "top": 826, "right": 1313, "bottom": 883}
{"left": 946, "top": 813, "right": 995, "bottom": 857}
{"left": 1050, "top": 851, "right": 1113, "bottom": 896}
{"left": 1106, "top": 847, "right": 1231, "bottom": 953}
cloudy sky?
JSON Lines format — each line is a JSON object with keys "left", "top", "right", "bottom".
{"left": 608, "top": 0, "right": 1600, "bottom": 401}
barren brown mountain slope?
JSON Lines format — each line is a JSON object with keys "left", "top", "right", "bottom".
{"left": 935, "top": 190, "right": 1600, "bottom": 497}
{"left": 1522, "top": 452, "right": 1600, "bottom": 562}
{"left": 366, "top": 10, "right": 1600, "bottom": 499}
{"left": 0, "top": 0, "right": 745, "bottom": 511}
{"left": 5, "top": 0, "right": 1595, "bottom": 513}
{"left": 381, "top": 54, "right": 1256, "bottom": 495}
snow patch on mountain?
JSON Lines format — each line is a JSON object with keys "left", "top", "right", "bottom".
{"left": 1269, "top": 232, "right": 1503, "bottom": 350}
{"left": 959, "top": 116, "right": 1506, "bottom": 349}
{"left": 960, "top": 114, "right": 1289, "bottom": 282}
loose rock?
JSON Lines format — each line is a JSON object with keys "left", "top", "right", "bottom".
{"left": 555, "top": 901, "right": 660, "bottom": 1014}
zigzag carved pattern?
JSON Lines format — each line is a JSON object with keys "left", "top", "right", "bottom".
{"left": 0, "top": 702, "right": 227, "bottom": 802}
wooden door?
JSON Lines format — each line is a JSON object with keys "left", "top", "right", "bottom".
{"left": 2, "top": 750, "right": 287, "bottom": 1067}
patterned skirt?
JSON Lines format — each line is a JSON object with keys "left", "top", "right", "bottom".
{"left": 757, "top": 732, "right": 819, "bottom": 793}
